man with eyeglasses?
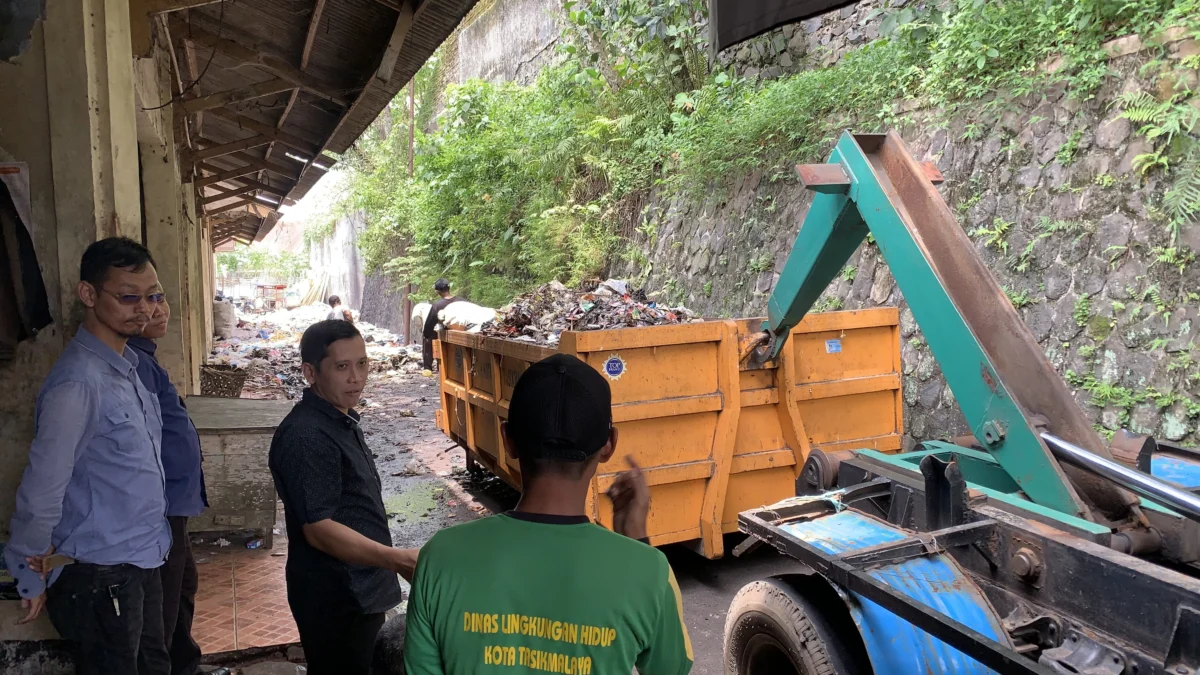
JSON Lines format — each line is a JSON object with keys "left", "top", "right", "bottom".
{"left": 5, "top": 236, "right": 172, "bottom": 675}
{"left": 129, "top": 299, "right": 208, "bottom": 675}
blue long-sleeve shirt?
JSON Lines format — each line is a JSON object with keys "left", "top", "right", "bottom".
{"left": 129, "top": 337, "right": 208, "bottom": 517}
{"left": 4, "top": 326, "right": 171, "bottom": 599}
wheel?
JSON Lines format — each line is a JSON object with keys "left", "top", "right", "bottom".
{"left": 724, "top": 578, "right": 869, "bottom": 675}
{"left": 465, "top": 453, "right": 486, "bottom": 480}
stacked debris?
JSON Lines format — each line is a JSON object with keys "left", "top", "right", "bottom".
{"left": 481, "top": 279, "right": 700, "bottom": 346}
{"left": 209, "top": 303, "right": 424, "bottom": 399}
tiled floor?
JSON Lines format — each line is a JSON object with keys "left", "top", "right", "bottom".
{"left": 193, "top": 541, "right": 297, "bottom": 653}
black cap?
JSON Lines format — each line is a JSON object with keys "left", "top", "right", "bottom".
{"left": 507, "top": 354, "right": 613, "bottom": 462}
{"left": 434, "top": 278, "right": 451, "bottom": 292}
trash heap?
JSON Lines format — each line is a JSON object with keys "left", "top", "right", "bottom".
{"left": 209, "top": 302, "right": 423, "bottom": 399}
{"left": 480, "top": 279, "right": 700, "bottom": 346}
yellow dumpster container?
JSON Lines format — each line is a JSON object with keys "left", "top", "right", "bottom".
{"left": 435, "top": 308, "right": 903, "bottom": 559}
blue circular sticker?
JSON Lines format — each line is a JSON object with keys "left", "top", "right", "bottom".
{"left": 603, "top": 355, "right": 626, "bottom": 380}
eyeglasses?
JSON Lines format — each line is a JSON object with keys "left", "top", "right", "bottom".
{"left": 100, "top": 288, "right": 166, "bottom": 306}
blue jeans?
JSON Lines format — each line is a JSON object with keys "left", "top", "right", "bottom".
{"left": 47, "top": 562, "right": 170, "bottom": 675}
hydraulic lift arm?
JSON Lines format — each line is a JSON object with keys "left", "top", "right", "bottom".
{"left": 760, "top": 131, "right": 1142, "bottom": 524}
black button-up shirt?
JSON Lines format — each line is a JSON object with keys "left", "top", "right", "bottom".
{"left": 269, "top": 389, "right": 402, "bottom": 615}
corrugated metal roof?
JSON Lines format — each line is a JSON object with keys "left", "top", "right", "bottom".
{"left": 171, "top": 0, "right": 479, "bottom": 242}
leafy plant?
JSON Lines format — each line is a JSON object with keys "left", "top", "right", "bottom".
{"left": 1162, "top": 140, "right": 1200, "bottom": 240}
{"left": 813, "top": 296, "right": 845, "bottom": 312}
{"left": 1003, "top": 286, "right": 1038, "bottom": 308}
{"left": 1073, "top": 293, "right": 1092, "bottom": 327}
{"left": 748, "top": 254, "right": 773, "bottom": 273}
{"left": 971, "top": 217, "right": 1012, "bottom": 254}
{"left": 842, "top": 265, "right": 858, "bottom": 282}
{"left": 1150, "top": 246, "right": 1196, "bottom": 273}
{"left": 1055, "top": 130, "right": 1084, "bottom": 165}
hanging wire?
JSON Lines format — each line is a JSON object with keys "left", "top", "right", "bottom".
{"left": 142, "top": 0, "right": 227, "bottom": 112}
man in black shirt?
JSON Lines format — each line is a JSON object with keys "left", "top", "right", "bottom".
{"left": 421, "top": 278, "right": 460, "bottom": 373}
{"left": 269, "top": 320, "right": 417, "bottom": 675}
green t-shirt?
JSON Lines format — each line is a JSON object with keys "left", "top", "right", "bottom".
{"left": 404, "top": 513, "right": 694, "bottom": 675}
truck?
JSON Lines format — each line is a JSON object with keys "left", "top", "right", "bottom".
{"left": 719, "top": 131, "right": 1200, "bottom": 675}
{"left": 436, "top": 310, "right": 906, "bottom": 559}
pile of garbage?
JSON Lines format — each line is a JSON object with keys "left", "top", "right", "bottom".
{"left": 209, "top": 302, "right": 424, "bottom": 399}
{"left": 481, "top": 279, "right": 700, "bottom": 346}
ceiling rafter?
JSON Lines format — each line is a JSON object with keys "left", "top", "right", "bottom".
{"left": 199, "top": 185, "right": 258, "bottom": 205}
{"left": 196, "top": 162, "right": 260, "bottom": 187}
{"left": 168, "top": 16, "right": 351, "bottom": 107}
{"left": 263, "top": 0, "right": 327, "bottom": 188}
{"left": 190, "top": 135, "right": 271, "bottom": 162}
{"left": 376, "top": 1, "right": 415, "bottom": 83}
{"left": 206, "top": 198, "right": 257, "bottom": 215}
{"left": 223, "top": 151, "right": 302, "bottom": 181}
{"left": 204, "top": 176, "right": 290, "bottom": 198}
{"left": 294, "top": 0, "right": 434, "bottom": 190}
{"left": 149, "top": 0, "right": 224, "bottom": 13}
{"left": 178, "top": 78, "right": 293, "bottom": 114}
{"left": 206, "top": 107, "right": 324, "bottom": 157}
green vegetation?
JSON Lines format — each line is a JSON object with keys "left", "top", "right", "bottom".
{"left": 813, "top": 296, "right": 845, "bottom": 312}
{"left": 1055, "top": 130, "right": 1085, "bottom": 165}
{"left": 215, "top": 247, "right": 309, "bottom": 283}
{"left": 335, "top": 0, "right": 1200, "bottom": 303}
{"left": 1073, "top": 293, "right": 1092, "bottom": 327}
{"left": 971, "top": 217, "right": 1012, "bottom": 254}
{"left": 748, "top": 254, "right": 774, "bottom": 274}
{"left": 1003, "top": 286, "right": 1038, "bottom": 308}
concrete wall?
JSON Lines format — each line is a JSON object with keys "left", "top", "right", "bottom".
{"left": 456, "top": 0, "right": 561, "bottom": 85}
{"left": 190, "top": 432, "right": 277, "bottom": 543}
{"left": 361, "top": 270, "right": 409, "bottom": 338}
{"left": 310, "top": 210, "right": 368, "bottom": 309}
{"left": 0, "top": 22, "right": 69, "bottom": 597}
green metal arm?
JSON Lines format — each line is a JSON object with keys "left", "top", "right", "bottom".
{"left": 763, "top": 131, "right": 1141, "bottom": 524}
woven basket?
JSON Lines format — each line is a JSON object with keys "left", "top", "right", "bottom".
{"left": 200, "top": 364, "right": 248, "bottom": 398}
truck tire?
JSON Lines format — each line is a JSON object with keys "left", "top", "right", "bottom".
{"left": 724, "top": 578, "right": 868, "bottom": 675}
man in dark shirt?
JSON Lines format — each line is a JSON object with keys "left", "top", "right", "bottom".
{"left": 129, "top": 299, "right": 208, "bottom": 675}
{"left": 269, "top": 320, "right": 418, "bottom": 675}
{"left": 421, "top": 278, "right": 460, "bottom": 372}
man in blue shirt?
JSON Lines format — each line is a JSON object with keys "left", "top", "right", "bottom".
{"left": 6, "top": 237, "right": 172, "bottom": 675}
{"left": 129, "top": 298, "right": 208, "bottom": 675}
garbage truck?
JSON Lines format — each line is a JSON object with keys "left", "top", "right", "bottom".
{"left": 719, "top": 131, "right": 1200, "bottom": 675}
{"left": 436, "top": 309, "right": 906, "bottom": 560}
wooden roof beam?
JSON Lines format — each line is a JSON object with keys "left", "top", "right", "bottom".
{"left": 190, "top": 135, "right": 271, "bottom": 162}
{"left": 300, "top": 0, "right": 329, "bottom": 70}
{"left": 149, "top": 0, "right": 224, "bottom": 12}
{"left": 206, "top": 107, "right": 323, "bottom": 156}
{"left": 206, "top": 198, "right": 257, "bottom": 215}
{"left": 197, "top": 162, "right": 260, "bottom": 187}
{"left": 205, "top": 177, "right": 290, "bottom": 197}
{"left": 200, "top": 185, "right": 258, "bottom": 206}
{"left": 169, "top": 17, "right": 350, "bottom": 107}
{"left": 376, "top": 1, "right": 415, "bottom": 83}
{"left": 178, "top": 78, "right": 293, "bottom": 115}
{"left": 226, "top": 151, "right": 302, "bottom": 181}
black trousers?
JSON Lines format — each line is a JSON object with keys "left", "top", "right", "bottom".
{"left": 290, "top": 599, "right": 385, "bottom": 675}
{"left": 161, "top": 516, "right": 202, "bottom": 675}
{"left": 47, "top": 562, "right": 170, "bottom": 675}
{"left": 422, "top": 336, "right": 436, "bottom": 371}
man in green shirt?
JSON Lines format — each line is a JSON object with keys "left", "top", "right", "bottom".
{"left": 405, "top": 354, "right": 694, "bottom": 675}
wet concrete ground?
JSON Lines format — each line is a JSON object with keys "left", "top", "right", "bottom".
{"left": 357, "top": 371, "right": 797, "bottom": 674}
